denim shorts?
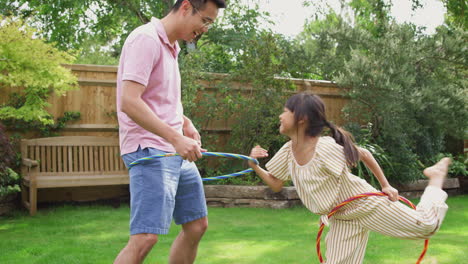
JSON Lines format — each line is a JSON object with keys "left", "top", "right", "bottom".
{"left": 122, "top": 146, "right": 208, "bottom": 235}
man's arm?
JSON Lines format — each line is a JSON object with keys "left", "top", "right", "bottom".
{"left": 183, "top": 115, "right": 201, "bottom": 145}
{"left": 120, "top": 80, "right": 203, "bottom": 161}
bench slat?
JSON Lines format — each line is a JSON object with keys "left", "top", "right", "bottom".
{"left": 46, "top": 146, "right": 52, "bottom": 172}
{"left": 79, "top": 146, "right": 84, "bottom": 172}
{"left": 22, "top": 136, "right": 119, "bottom": 146}
{"left": 32, "top": 174, "right": 129, "bottom": 188}
{"left": 109, "top": 146, "right": 115, "bottom": 172}
{"left": 52, "top": 146, "right": 57, "bottom": 172}
{"left": 57, "top": 146, "right": 63, "bottom": 172}
{"left": 84, "top": 146, "right": 89, "bottom": 171}
{"left": 40, "top": 146, "right": 46, "bottom": 173}
{"left": 99, "top": 146, "right": 104, "bottom": 171}
{"left": 73, "top": 146, "right": 78, "bottom": 172}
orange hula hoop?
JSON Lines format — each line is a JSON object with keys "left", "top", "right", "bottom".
{"left": 316, "top": 192, "right": 429, "bottom": 264}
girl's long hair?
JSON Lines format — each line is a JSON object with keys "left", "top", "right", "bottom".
{"left": 285, "top": 92, "right": 359, "bottom": 167}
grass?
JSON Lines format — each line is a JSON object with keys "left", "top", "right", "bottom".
{"left": 0, "top": 195, "right": 467, "bottom": 264}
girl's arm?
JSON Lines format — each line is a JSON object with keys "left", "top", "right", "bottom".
{"left": 358, "top": 147, "right": 399, "bottom": 201}
{"left": 248, "top": 146, "right": 284, "bottom": 192}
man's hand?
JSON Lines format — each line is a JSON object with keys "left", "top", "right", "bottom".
{"left": 183, "top": 121, "right": 202, "bottom": 147}
{"left": 172, "top": 135, "right": 206, "bottom": 162}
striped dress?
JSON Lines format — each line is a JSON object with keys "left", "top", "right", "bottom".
{"left": 266, "top": 136, "right": 448, "bottom": 264}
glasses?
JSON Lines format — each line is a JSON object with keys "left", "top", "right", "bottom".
{"left": 188, "top": 0, "right": 214, "bottom": 29}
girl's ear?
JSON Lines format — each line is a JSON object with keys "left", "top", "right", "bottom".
{"left": 298, "top": 116, "right": 308, "bottom": 125}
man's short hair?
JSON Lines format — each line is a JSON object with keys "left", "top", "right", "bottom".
{"left": 172, "top": 0, "right": 226, "bottom": 13}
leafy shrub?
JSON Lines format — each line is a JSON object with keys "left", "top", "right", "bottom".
{"left": 0, "top": 124, "right": 20, "bottom": 198}
{"left": 0, "top": 17, "right": 77, "bottom": 126}
{"left": 429, "top": 153, "right": 467, "bottom": 178}
{"left": 181, "top": 31, "right": 295, "bottom": 185}
{"left": 347, "top": 123, "right": 395, "bottom": 188}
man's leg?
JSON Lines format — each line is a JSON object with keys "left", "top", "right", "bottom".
{"left": 169, "top": 217, "right": 208, "bottom": 264}
{"left": 115, "top": 147, "right": 182, "bottom": 263}
{"left": 114, "top": 233, "right": 158, "bottom": 264}
{"left": 170, "top": 160, "right": 209, "bottom": 264}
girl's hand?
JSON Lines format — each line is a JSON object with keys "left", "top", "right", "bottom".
{"left": 250, "top": 145, "right": 269, "bottom": 159}
{"left": 382, "top": 185, "right": 399, "bottom": 202}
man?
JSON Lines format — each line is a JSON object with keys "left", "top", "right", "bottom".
{"left": 114, "top": 0, "right": 226, "bottom": 263}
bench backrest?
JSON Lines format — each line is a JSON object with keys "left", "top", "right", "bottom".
{"left": 21, "top": 136, "right": 126, "bottom": 174}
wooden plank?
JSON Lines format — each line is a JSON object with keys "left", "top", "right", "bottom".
{"left": 99, "top": 146, "right": 104, "bottom": 171}
{"left": 52, "top": 146, "right": 57, "bottom": 173}
{"left": 104, "top": 146, "right": 110, "bottom": 172}
{"left": 73, "top": 146, "right": 78, "bottom": 172}
{"left": 89, "top": 146, "right": 95, "bottom": 172}
{"left": 22, "top": 136, "right": 119, "bottom": 146}
{"left": 79, "top": 146, "right": 84, "bottom": 172}
{"left": 109, "top": 146, "right": 115, "bottom": 171}
{"left": 35, "top": 174, "right": 129, "bottom": 188}
{"left": 64, "top": 64, "right": 118, "bottom": 73}
{"left": 84, "top": 146, "right": 89, "bottom": 171}
{"left": 57, "top": 146, "right": 63, "bottom": 172}
{"left": 63, "top": 124, "right": 118, "bottom": 132}
{"left": 62, "top": 146, "right": 67, "bottom": 172}
{"left": 68, "top": 146, "right": 73, "bottom": 172}
{"left": 40, "top": 146, "right": 45, "bottom": 173}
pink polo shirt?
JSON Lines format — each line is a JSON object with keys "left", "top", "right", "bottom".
{"left": 116, "top": 17, "right": 183, "bottom": 155}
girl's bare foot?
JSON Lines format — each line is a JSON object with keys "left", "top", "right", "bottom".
{"left": 423, "top": 158, "right": 452, "bottom": 189}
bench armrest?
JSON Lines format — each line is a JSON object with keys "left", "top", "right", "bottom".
{"left": 22, "top": 158, "right": 39, "bottom": 168}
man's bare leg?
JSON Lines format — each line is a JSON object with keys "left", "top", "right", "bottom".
{"left": 114, "top": 233, "right": 158, "bottom": 264}
{"left": 169, "top": 217, "right": 208, "bottom": 264}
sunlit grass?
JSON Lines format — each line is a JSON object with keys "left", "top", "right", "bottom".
{"left": 0, "top": 195, "right": 466, "bottom": 264}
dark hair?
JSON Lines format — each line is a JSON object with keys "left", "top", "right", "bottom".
{"left": 172, "top": 0, "right": 226, "bottom": 13}
{"left": 285, "top": 92, "right": 360, "bottom": 167}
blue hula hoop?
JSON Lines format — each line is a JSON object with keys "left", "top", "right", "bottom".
{"left": 128, "top": 152, "right": 258, "bottom": 181}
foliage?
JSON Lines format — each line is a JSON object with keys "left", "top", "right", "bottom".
{"left": 298, "top": 6, "right": 468, "bottom": 184}
{"left": 429, "top": 153, "right": 468, "bottom": 178}
{"left": 0, "top": 124, "right": 20, "bottom": 198}
{"left": 177, "top": 2, "right": 296, "bottom": 184}
{"left": 347, "top": 123, "right": 394, "bottom": 188}
{"left": 0, "top": 17, "right": 78, "bottom": 126}
{"left": 181, "top": 29, "right": 296, "bottom": 184}
{"left": 441, "top": 0, "right": 467, "bottom": 29}
{"left": 2, "top": 109, "right": 81, "bottom": 137}
{"left": 0, "top": 0, "right": 173, "bottom": 55}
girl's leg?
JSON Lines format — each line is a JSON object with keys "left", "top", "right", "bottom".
{"left": 325, "top": 219, "right": 369, "bottom": 264}
{"left": 358, "top": 158, "right": 450, "bottom": 239}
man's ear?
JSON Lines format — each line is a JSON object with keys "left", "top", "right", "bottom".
{"left": 180, "top": 0, "right": 192, "bottom": 15}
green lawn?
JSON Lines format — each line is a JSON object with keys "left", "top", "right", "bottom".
{"left": 0, "top": 195, "right": 466, "bottom": 264}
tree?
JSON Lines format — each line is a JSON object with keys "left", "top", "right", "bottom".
{"left": 297, "top": 2, "right": 467, "bottom": 183}
{"left": 1, "top": 0, "right": 174, "bottom": 57}
{"left": 0, "top": 18, "right": 77, "bottom": 125}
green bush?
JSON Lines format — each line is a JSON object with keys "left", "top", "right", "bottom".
{"left": 0, "top": 17, "right": 77, "bottom": 126}
{"left": 0, "top": 124, "right": 20, "bottom": 198}
{"left": 300, "top": 14, "right": 467, "bottom": 184}
{"left": 429, "top": 153, "right": 468, "bottom": 178}
{"left": 181, "top": 31, "right": 295, "bottom": 185}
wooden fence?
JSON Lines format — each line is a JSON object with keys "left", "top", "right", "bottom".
{"left": 1, "top": 64, "right": 349, "bottom": 203}
{"left": 10, "top": 64, "right": 348, "bottom": 139}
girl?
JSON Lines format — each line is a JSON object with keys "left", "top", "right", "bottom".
{"left": 248, "top": 92, "right": 450, "bottom": 264}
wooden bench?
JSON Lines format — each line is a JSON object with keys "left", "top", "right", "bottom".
{"left": 20, "top": 136, "right": 128, "bottom": 215}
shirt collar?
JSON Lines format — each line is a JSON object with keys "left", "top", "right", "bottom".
{"left": 151, "top": 17, "right": 181, "bottom": 57}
